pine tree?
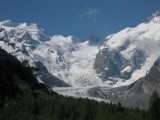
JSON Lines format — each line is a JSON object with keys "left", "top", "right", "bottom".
{"left": 148, "top": 91, "right": 160, "bottom": 120}
{"left": 0, "top": 29, "right": 20, "bottom": 109}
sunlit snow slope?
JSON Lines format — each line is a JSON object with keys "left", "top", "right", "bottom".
{"left": 39, "top": 35, "right": 103, "bottom": 87}
{"left": 0, "top": 11, "right": 160, "bottom": 89}
{"left": 94, "top": 11, "right": 160, "bottom": 86}
{"left": 0, "top": 20, "right": 102, "bottom": 87}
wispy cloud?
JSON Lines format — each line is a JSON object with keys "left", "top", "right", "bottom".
{"left": 85, "top": 9, "right": 102, "bottom": 22}
{"left": 78, "top": 8, "right": 102, "bottom": 22}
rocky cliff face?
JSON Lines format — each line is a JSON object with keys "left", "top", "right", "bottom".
{"left": 89, "top": 58, "right": 160, "bottom": 109}
{"left": 94, "top": 48, "right": 145, "bottom": 81}
{"left": 94, "top": 11, "right": 160, "bottom": 85}
{"left": 87, "top": 35, "right": 101, "bottom": 45}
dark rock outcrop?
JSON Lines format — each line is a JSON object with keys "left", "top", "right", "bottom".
{"left": 89, "top": 58, "right": 160, "bottom": 109}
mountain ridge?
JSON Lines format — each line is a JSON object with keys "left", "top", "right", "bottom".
{"left": 94, "top": 11, "right": 160, "bottom": 86}
{"left": 0, "top": 11, "right": 160, "bottom": 89}
{"left": 0, "top": 22, "right": 103, "bottom": 87}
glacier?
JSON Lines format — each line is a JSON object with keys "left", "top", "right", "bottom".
{"left": 0, "top": 20, "right": 104, "bottom": 87}
{"left": 0, "top": 11, "right": 160, "bottom": 101}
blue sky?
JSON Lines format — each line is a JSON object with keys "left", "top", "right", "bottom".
{"left": 0, "top": 0, "right": 160, "bottom": 40}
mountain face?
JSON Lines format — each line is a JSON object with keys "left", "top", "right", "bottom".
{"left": 0, "top": 20, "right": 103, "bottom": 87}
{"left": 87, "top": 35, "right": 101, "bottom": 45}
{"left": 0, "top": 20, "right": 69, "bottom": 87}
{"left": 88, "top": 57, "right": 160, "bottom": 109}
{"left": 0, "top": 11, "right": 160, "bottom": 89}
{"left": 94, "top": 11, "right": 160, "bottom": 86}
{"left": 53, "top": 11, "right": 160, "bottom": 109}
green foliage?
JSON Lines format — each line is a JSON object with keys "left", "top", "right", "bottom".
{"left": 0, "top": 88, "right": 147, "bottom": 120}
{"left": 0, "top": 48, "right": 21, "bottom": 109}
{"left": 147, "top": 91, "right": 160, "bottom": 120}
{"left": 0, "top": 47, "right": 148, "bottom": 120}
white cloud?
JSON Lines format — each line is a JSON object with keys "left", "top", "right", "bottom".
{"left": 78, "top": 8, "right": 102, "bottom": 22}
{"left": 136, "top": 38, "right": 160, "bottom": 57}
{"left": 85, "top": 9, "right": 102, "bottom": 22}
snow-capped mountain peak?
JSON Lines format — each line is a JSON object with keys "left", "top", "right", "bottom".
{"left": 147, "top": 11, "right": 160, "bottom": 23}
{"left": 87, "top": 35, "right": 101, "bottom": 45}
{"left": 0, "top": 11, "right": 160, "bottom": 88}
{"left": 0, "top": 21, "right": 103, "bottom": 87}
{"left": 94, "top": 11, "right": 160, "bottom": 86}
{"left": 0, "top": 20, "right": 18, "bottom": 27}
